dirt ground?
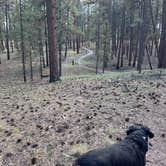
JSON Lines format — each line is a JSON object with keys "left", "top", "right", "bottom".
{"left": 0, "top": 75, "right": 166, "bottom": 165}
{"left": 0, "top": 51, "right": 166, "bottom": 166}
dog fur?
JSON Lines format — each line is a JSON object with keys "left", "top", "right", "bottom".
{"left": 73, "top": 124, "right": 154, "bottom": 166}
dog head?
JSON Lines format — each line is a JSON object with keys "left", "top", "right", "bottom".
{"left": 126, "top": 124, "right": 154, "bottom": 152}
{"left": 126, "top": 124, "right": 154, "bottom": 139}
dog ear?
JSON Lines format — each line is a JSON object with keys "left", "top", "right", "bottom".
{"left": 146, "top": 128, "right": 154, "bottom": 139}
{"left": 126, "top": 126, "right": 137, "bottom": 135}
{"left": 148, "top": 129, "right": 154, "bottom": 138}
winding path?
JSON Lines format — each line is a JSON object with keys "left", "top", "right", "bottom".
{"left": 78, "top": 47, "right": 109, "bottom": 73}
{"left": 77, "top": 47, "right": 96, "bottom": 72}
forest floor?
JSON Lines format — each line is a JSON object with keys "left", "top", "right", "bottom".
{"left": 0, "top": 50, "right": 166, "bottom": 166}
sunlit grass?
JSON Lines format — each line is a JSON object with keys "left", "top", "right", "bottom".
{"left": 62, "top": 69, "right": 165, "bottom": 80}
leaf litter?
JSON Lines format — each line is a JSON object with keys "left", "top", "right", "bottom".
{"left": 0, "top": 75, "right": 166, "bottom": 165}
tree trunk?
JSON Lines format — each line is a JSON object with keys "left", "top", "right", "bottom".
{"left": 137, "top": 0, "right": 148, "bottom": 73}
{"left": 46, "top": 0, "right": 59, "bottom": 82}
{"left": 38, "top": 28, "right": 45, "bottom": 78}
{"left": 57, "top": 0, "right": 62, "bottom": 76}
{"left": 64, "top": 37, "right": 68, "bottom": 60}
{"left": 29, "top": 36, "right": 33, "bottom": 81}
{"left": 0, "top": 27, "right": 5, "bottom": 51}
{"left": 103, "top": 23, "right": 109, "bottom": 73}
{"left": 69, "top": 37, "right": 72, "bottom": 49}
{"left": 149, "top": 0, "right": 159, "bottom": 58}
{"left": 95, "top": 2, "right": 101, "bottom": 74}
{"left": 158, "top": 0, "right": 166, "bottom": 68}
{"left": 120, "top": 6, "right": 125, "bottom": 68}
{"left": 5, "top": 2, "right": 10, "bottom": 60}
{"left": 58, "top": 43, "right": 62, "bottom": 76}
{"left": 117, "top": 5, "right": 125, "bottom": 69}
{"left": 111, "top": 0, "right": 117, "bottom": 58}
{"left": 73, "top": 37, "right": 76, "bottom": 51}
{"left": 8, "top": 4, "right": 13, "bottom": 53}
{"left": 19, "top": 0, "right": 26, "bottom": 82}
{"left": 133, "top": 27, "right": 139, "bottom": 67}
{"left": 76, "top": 36, "right": 80, "bottom": 54}
{"left": 44, "top": 3, "right": 49, "bottom": 67}
{"left": 146, "top": 46, "right": 153, "bottom": 70}
{"left": 128, "top": 0, "right": 135, "bottom": 66}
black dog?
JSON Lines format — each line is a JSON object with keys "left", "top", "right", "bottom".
{"left": 73, "top": 124, "right": 154, "bottom": 166}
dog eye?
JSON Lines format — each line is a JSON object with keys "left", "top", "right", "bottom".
{"left": 143, "top": 137, "right": 148, "bottom": 141}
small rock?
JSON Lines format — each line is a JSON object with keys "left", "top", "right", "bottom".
{"left": 31, "top": 157, "right": 37, "bottom": 165}
{"left": 125, "top": 117, "right": 130, "bottom": 122}
{"left": 94, "top": 113, "right": 97, "bottom": 116}
{"left": 161, "top": 133, "right": 165, "bottom": 138}
{"left": 6, "top": 152, "right": 13, "bottom": 158}
{"left": 4, "top": 130, "right": 12, "bottom": 137}
{"left": 16, "top": 139, "right": 22, "bottom": 144}
{"left": 27, "top": 142, "right": 31, "bottom": 146}
{"left": 116, "top": 137, "right": 122, "bottom": 141}
{"left": 85, "top": 126, "right": 91, "bottom": 131}
{"left": 56, "top": 123, "right": 69, "bottom": 133}
{"left": 31, "top": 144, "right": 38, "bottom": 148}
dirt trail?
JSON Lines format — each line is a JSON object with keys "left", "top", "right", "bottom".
{"left": 77, "top": 48, "right": 96, "bottom": 72}
{"left": 78, "top": 48, "right": 114, "bottom": 74}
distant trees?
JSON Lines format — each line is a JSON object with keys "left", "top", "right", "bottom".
{"left": 84, "top": 0, "right": 166, "bottom": 73}
{"left": 1, "top": 0, "right": 166, "bottom": 82}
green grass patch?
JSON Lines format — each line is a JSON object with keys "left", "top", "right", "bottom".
{"left": 62, "top": 69, "right": 166, "bottom": 80}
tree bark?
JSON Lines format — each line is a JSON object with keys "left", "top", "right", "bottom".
{"left": 46, "top": 0, "right": 59, "bottom": 82}
{"left": 128, "top": 0, "right": 135, "bottom": 66}
{"left": 111, "top": 0, "right": 117, "bottom": 58}
{"left": 158, "top": 0, "right": 166, "bottom": 68}
{"left": 95, "top": 2, "right": 101, "bottom": 74}
{"left": 38, "top": 28, "right": 45, "bottom": 78}
{"left": 5, "top": 2, "right": 10, "bottom": 60}
{"left": 44, "top": 3, "right": 49, "bottom": 67}
{"left": 76, "top": 36, "right": 80, "bottom": 54}
{"left": 137, "top": 0, "right": 148, "bottom": 73}
{"left": 19, "top": 0, "right": 26, "bottom": 82}
{"left": 149, "top": 0, "right": 159, "bottom": 58}
{"left": 29, "top": 36, "right": 33, "bottom": 81}
{"left": 0, "top": 27, "right": 5, "bottom": 51}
